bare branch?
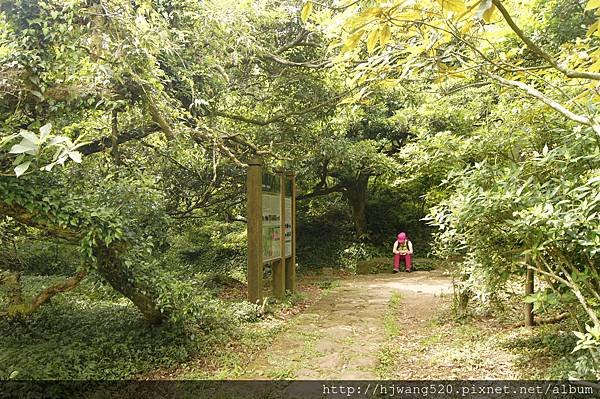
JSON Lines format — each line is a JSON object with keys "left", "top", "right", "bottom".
{"left": 147, "top": 100, "right": 175, "bottom": 140}
{"left": 310, "top": 0, "right": 360, "bottom": 11}
{"left": 297, "top": 182, "right": 347, "bottom": 200}
{"left": 275, "top": 30, "right": 309, "bottom": 54}
{"left": 28, "top": 272, "right": 87, "bottom": 311}
{"left": 1, "top": 267, "right": 86, "bottom": 318}
{"left": 0, "top": 202, "right": 82, "bottom": 242}
{"left": 442, "top": 81, "right": 491, "bottom": 95}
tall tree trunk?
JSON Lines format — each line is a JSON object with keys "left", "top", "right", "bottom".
{"left": 344, "top": 174, "right": 369, "bottom": 240}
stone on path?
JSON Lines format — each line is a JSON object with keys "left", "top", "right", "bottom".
{"left": 315, "top": 340, "right": 337, "bottom": 354}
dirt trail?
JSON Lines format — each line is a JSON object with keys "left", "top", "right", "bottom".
{"left": 239, "top": 270, "right": 453, "bottom": 380}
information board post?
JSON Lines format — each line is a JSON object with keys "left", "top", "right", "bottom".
{"left": 272, "top": 172, "right": 286, "bottom": 300}
{"left": 285, "top": 172, "right": 296, "bottom": 293}
{"left": 247, "top": 158, "right": 263, "bottom": 304}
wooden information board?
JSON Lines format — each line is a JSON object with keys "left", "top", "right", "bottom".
{"left": 247, "top": 159, "right": 296, "bottom": 303}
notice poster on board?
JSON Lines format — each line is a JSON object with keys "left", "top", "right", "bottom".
{"left": 262, "top": 192, "right": 281, "bottom": 262}
{"left": 284, "top": 197, "right": 292, "bottom": 257}
{"left": 262, "top": 173, "right": 281, "bottom": 263}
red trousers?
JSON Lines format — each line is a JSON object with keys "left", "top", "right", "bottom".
{"left": 394, "top": 253, "right": 412, "bottom": 271}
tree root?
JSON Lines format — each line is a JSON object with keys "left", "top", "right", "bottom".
{"left": 512, "top": 312, "right": 569, "bottom": 328}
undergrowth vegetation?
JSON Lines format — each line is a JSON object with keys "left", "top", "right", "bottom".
{"left": 0, "top": 275, "right": 239, "bottom": 379}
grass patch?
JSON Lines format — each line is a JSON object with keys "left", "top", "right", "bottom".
{"left": 504, "top": 321, "right": 581, "bottom": 379}
{"left": 383, "top": 292, "right": 403, "bottom": 337}
{"left": 419, "top": 334, "right": 442, "bottom": 346}
{"left": 179, "top": 321, "right": 283, "bottom": 379}
{"left": 381, "top": 296, "right": 584, "bottom": 379}
{"left": 375, "top": 291, "right": 403, "bottom": 378}
{"left": 266, "top": 365, "right": 296, "bottom": 379}
{"left": 161, "top": 275, "right": 329, "bottom": 379}
{"left": 317, "top": 279, "right": 341, "bottom": 290}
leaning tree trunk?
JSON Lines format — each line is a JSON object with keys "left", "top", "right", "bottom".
{"left": 0, "top": 199, "right": 166, "bottom": 325}
{"left": 343, "top": 174, "right": 369, "bottom": 240}
{"left": 93, "top": 244, "right": 165, "bottom": 325}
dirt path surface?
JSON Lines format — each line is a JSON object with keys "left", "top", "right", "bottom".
{"left": 239, "top": 270, "right": 453, "bottom": 380}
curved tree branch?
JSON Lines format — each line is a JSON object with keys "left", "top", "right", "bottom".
{"left": 488, "top": 72, "right": 600, "bottom": 137}
{"left": 79, "top": 126, "right": 160, "bottom": 156}
{"left": 147, "top": 100, "right": 175, "bottom": 140}
{"left": 297, "top": 182, "right": 347, "bottom": 200}
{"left": 1, "top": 269, "right": 87, "bottom": 317}
{"left": 261, "top": 53, "right": 331, "bottom": 69}
{"left": 212, "top": 92, "right": 347, "bottom": 126}
{"left": 0, "top": 199, "right": 165, "bottom": 324}
{"left": 492, "top": 0, "right": 600, "bottom": 81}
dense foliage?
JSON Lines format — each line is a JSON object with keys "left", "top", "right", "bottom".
{"left": 2, "top": 0, "right": 600, "bottom": 380}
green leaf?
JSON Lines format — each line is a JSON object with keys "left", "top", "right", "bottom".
{"left": 0, "top": 133, "right": 17, "bottom": 146}
{"left": 482, "top": 5, "right": 495, "bottom": 22}
{"left": 68, "top": 151, "right": 82, "bottom": 163}
{"left": 367, "top": 29, "right": 379, "bottom": 54}
{"left": 39, "top": 123, "right": 52, "bottom": 140}
{"left": 300, "top": 1, "right": 313, "bottom": 24}
{"left": 342, "top": 29, "right": 365, "bottom": 53}
{"left": 14, "top": 161, "right": 31, "bottom": 178}
{"left": 49, "top": 136, "right": 68, "bottom": 145}
{"left": 436, "top": 0, "right": 466, "bottom": 13}
{"left": 586, "top": 0, "right": 600, "bottom": 10}
{"left": 19, "top": 130, "right": 38, "bottom": 143}
{"left": 475, "top": 0, "right": 494, "bottom": 22}
{"left": 9, "top": 143, "right": 36, "bottom": 154}
{"left": 587, "top": 175, "right": 600, "bottom": 185}
{"left": 379, "top": 24, "right": 391, "bottom": 47}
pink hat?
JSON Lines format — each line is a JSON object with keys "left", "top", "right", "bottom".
{"left": 397, "top": 232, "right": 406, "bottom": 242}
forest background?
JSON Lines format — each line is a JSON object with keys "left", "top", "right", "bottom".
{"left": 1, "top": 0, "right": 600, "bottom": 381}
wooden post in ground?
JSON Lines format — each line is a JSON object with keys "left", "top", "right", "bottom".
{"left": 272, "top": 172, "right": 286, "bottom": 300}
{"left": 285, "top": 172, "right": 296, "bottom": 294}
{"left": 524, "top": 255, "right": 535, "bottom": 327}
{"left": 247, "top": 158, "right": 263, "bottom": 304}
